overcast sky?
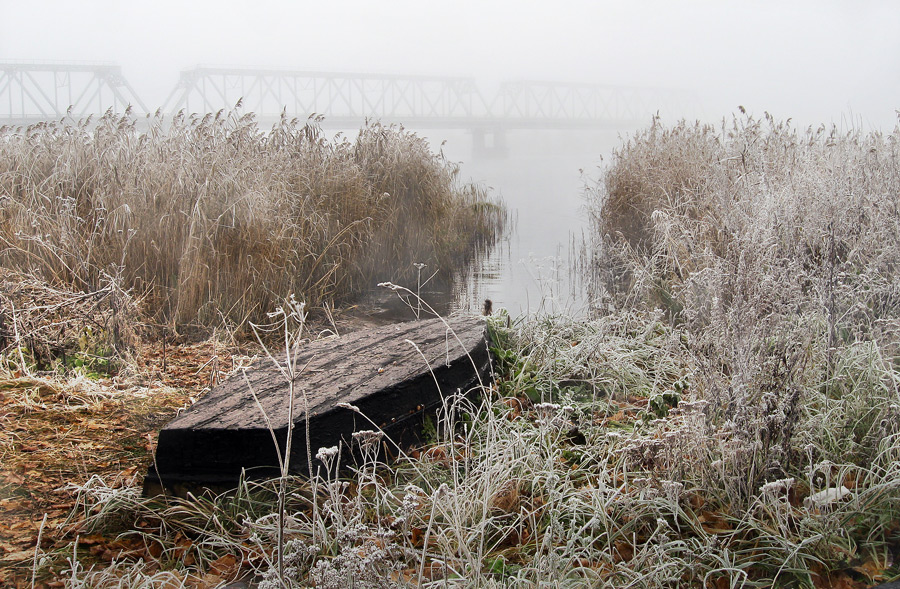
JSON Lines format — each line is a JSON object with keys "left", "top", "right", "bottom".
{"left": 1, "top": 0, "right": 898, "bottom": 130}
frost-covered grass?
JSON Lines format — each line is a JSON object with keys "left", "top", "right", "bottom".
{"left": 0, "top": 111, "right": 504, "bottom": 334}
{"left": 588, "top": 113, "right": 900, "bottom": 361}
{"left": 28, "top": 114, "right": 900, "bottom": 587}
{"left": 52, "top": 311, "right": 900, "bottom": 587}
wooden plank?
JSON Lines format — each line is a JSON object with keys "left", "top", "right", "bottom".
{"left": 144, "top": 316, "right": 491, "bottom": 494}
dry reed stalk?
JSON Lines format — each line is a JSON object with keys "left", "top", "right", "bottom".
{"left": 0, "top": 112, "right": 505, "bottom": 339}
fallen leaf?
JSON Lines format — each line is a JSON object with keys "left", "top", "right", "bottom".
{"left": 193, "top": 572, "right": 225, "bottom": 588}
{"left": 688, "top": 493, "right": 706, "bottom": 511}
{"left": 698, "top": 511, "right": 732, "bottom": 533}
{"left": 1, "top": 549, "right": 35, "bottom": 562}
{"left": 78, "top": 534, "right": 106, "bottom": 545}
{"left": 411, "top": 527, "right": 425, "bottom": 547}
{"left": 606, "top": 410, "right": 626, "bottom": 423}
{"left": 147, "top": 540, "right": 163, "bottom": 559}
{"left": 613, "top": 540, "right": 633, "bottom": 562}
{"left": 852, "top": 558, "right": 886, "bottom": 582}
{"left": 208, "top": 553, "right": 237, "bottom": 577}
{"left": 489, "top": 481, "right": 520, "bottom": 513}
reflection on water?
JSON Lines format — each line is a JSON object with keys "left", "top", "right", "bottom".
{"left": 446, "top": 130, "right": 620, "bottom": 318}
{"left": 351, "top": 129, "right": 624, "bottom": 322}
{"left": 452, "top": 234, "right": 588, "bottom": 318}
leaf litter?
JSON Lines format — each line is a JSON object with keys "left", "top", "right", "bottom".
{"left": 0, "top": 337, "right": 252, "bottom": 588}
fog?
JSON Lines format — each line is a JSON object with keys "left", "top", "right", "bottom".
{"left": 2, "top": 0, "right": 898, "bottom": 129}
{"left": 2, "top": 0, "right": 899, "bottom": 313}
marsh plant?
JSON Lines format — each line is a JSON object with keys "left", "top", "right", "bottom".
{"left": 61, "top": 308, "right": 900, "bottom": 587}
{"left": 46, "top": 114, "right": 900, "bottom": 587}
{"left": 590, "top": 114, "right": 900, "bottom": 445}
{"left": 581, "top": 113, "right": 900, "bottom": 582}
{"left": 0, "top": 110, "right": 504, "bottom": 336}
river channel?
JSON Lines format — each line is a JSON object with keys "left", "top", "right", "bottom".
{"left": 445, "top": 130, "right": 622, "bottom": 318}
{"left": 349, "top": 128, "right": 626, "bottom": 323}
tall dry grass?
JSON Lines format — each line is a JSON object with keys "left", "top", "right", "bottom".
{"left": 588, "top": 114, "right": 900, "bottom": 415}
{"left": 0, "top": 110, "right": 503, "bottom": 336}
{"left": 589, "top": 113, "right": 900, "bottom": 334}
{"left": 577, "top": 113, "right": 900, "bottom": 582}
{"left": 26, "top": 114, "right": 900, "bottom": 586}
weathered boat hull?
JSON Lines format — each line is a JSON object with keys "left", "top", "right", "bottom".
{"left": 144, "top": 316, "right": 491, "bottom": 495}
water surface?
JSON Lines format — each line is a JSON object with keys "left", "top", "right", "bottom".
{"left": 445, "top": 130, "right": 622, "bottom": 317}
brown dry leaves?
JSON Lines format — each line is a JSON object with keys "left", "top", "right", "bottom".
{"left": 0, "top": 338, "right": 250, "bottom": 587}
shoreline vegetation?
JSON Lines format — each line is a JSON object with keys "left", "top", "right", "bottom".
{"left": 2, "top": 113, "right": 900, "bottom": 587}
{"left": 0, "top": 110, "right": 505, "bottom": 343}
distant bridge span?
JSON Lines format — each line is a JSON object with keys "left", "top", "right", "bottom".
{"left": 163, "top": 67, "right": 671, "bottom": 131}
{"left": 1, "top": 62, "right": 684, "bottom": 152}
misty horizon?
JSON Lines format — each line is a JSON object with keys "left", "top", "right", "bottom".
{"left": 1, "top": 0, "right": 898, "bottom": 131}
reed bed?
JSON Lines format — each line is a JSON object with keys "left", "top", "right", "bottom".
{"left": 579, "top": 113, "right": 900, "bottom": 584}
{"left": 19, "top": 114, "right": 900, "bottom": 587}
{"left": 0, "top": 110, "right": 504, "bottom": 339}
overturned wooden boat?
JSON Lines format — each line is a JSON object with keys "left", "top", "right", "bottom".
{"left": 144, "top": 315, "right": 492, "bottom": 495}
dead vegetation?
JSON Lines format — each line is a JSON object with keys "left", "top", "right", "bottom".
{"left": 0, "top": 338, "right": 243, "bottom": 587}
{"left": 5, "top": 112, "right": 900, "bottom": 587}
{"left": 0, "top": 111, "right": 505, "bottom": 336}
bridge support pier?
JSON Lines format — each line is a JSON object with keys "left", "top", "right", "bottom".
{"left": 471, "top": 127, "right": 509, "bottom": 159}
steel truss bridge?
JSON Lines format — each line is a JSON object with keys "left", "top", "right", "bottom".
{"left": 1, "top": 62, "right": 687, "bottom": 152}
{"left": 0, "top": 62, "right": 147, "bottom": 127}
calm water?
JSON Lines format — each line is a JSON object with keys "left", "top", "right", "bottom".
{"left": 443, "top": 130, "right": 622, "bottom": 318}
{"left": 350, "top": 129, "right": 625, "bottom": 322}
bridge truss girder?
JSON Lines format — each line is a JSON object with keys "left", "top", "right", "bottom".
{"left": 491, "top": 81, "right": 675, "bottom": 127}
{"left": 0, "top": 62, "right": 148, "bottom": 126}
{"left": 164, "top": 68, "right": 682, "bottom": 130}
{"left": 165, "top": 68, "right": 490, "bottom": 124}
{"left": 0, "top": 63, "right": 689, "bottom": 132}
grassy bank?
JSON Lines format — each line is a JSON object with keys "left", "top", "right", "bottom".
{"left": 19, "top": 309, "right": 899, "bottom": 587}
{"left": 6, "top": 114, "right": 900, "bottom": 587}
{"left": 0, "top": 111, "right": 504, "bottom": 343}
